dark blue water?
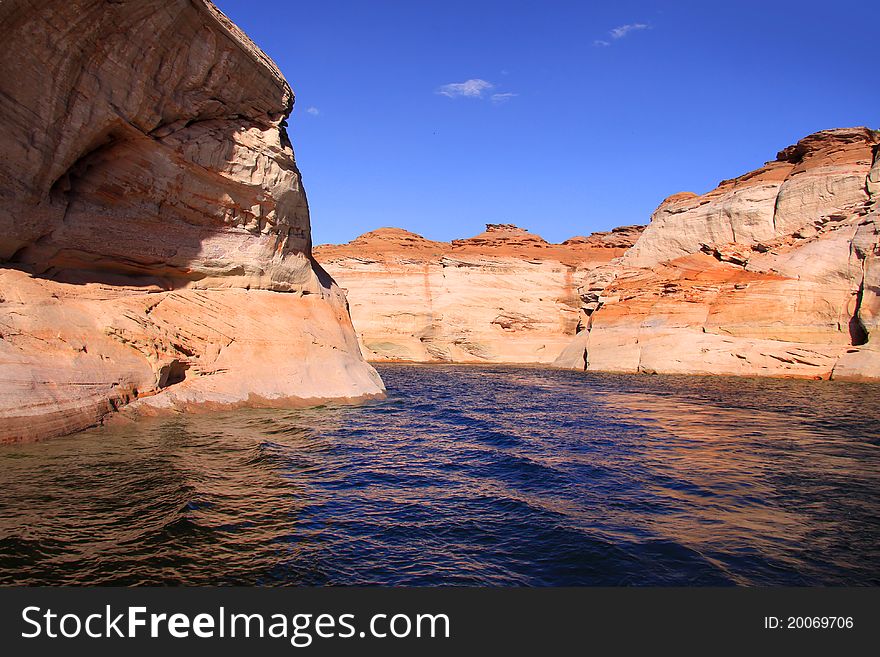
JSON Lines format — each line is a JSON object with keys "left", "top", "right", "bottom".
{"left": 1, "top": 364, "right": 879, "bottom": 586}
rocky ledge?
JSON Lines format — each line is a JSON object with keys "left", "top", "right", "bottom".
{"left": 0, "top": 0, "right": 384, "bottom": 443}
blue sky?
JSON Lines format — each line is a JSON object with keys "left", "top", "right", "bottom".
{"left": 214, "top": 0, "right": 877, "bottom": 245}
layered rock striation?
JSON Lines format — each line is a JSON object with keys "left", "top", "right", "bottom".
{"left": 0, "top": 0, "right": 384, "bottom": 442}
{"left": 554, "top": 128, "right": 880, "bottom": 380}
{"left": 314, "top": 224, "right": 642, "bottom": 363}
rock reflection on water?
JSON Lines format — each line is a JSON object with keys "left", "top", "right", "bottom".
{"left": 0, "top": 365, "right": 878, "bottom": 585}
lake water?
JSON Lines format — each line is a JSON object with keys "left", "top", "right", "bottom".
{"left": 1, "top": 364, "right": 878, "bottom": 586}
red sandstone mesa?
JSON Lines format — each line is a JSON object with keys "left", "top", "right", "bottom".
{"left": 0, "top": 0, "right": 383, "bottom": 443}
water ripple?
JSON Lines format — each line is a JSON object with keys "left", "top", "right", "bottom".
{"left": 1, "top": 364, "right": 878, "bottom": 586}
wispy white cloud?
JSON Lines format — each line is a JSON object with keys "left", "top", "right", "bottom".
{"left": 610, "top": 23, "right": 649, "bottom": 39}
{"left": 436, "top": 78, "right": 495, "bottom": 98}
{"left": 306, "top": 106, "right": 320, "bottom": 115}
{"left": 491, "top": 92, "right": 518, "bottom": 104}
{"left": 436, "top": 79, "right": 517, "bottom": 104}
{"left": 594, "top": 22, "right": 650, "bottom": 47}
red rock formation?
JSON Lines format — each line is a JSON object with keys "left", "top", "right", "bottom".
{"left": 315, "top": 127, "right": 880, "bottom": 381}
{"left": 0, "top": 0, "right": 384, "bottom": 443}
{"left": 314, "top": 224, "right": 643, "bottom": 362}
{"left": 623, "top": 128, "right": 877, "bottom": 268}
{"left": 555, "top": 128, "right": 880, "bottom": 380}
{"left": 562, "top": 225, "right": 646, "bottom": 249}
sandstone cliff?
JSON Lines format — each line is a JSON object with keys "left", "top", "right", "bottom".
{"left": 0, "top": 0, "right": 384, "bottom": 443}
{"left": 314, "top": 224, "right": 642, "bottom": 363}
{"left": 554, "top": 127, "right": 880, "bottom": 380}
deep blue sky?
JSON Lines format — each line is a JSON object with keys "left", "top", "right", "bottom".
{"left": 214, "top": 0, "right": 877, "bottom": 245}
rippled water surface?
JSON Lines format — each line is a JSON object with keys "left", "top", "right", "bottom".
{"left": 2, "top": 365, "right": 879, "bottom": 586}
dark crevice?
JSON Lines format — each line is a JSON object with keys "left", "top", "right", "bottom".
{"left": 158, "top": 360, "right": 189, "bottom": 389}
{"left": 310, "top": 258, "right": 335, "bottom": 290}
{"left": 849, "top": 281, "right": 869, "bottom": 346}
{"left": 5, "top": 244, "right": 31, "bottom": 264}
{"left": 48, "top": 127, "right": 127, "bottom": 197}
{"left": 279, "top": 118, "right": 293, "bottom": 151}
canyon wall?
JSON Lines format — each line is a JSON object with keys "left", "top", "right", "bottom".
{"left": 318, "top": 127, "right": 879, "bottom": 381}
{"left": 554, "top": 127, "right": 880, "bottom": 380}
{"left": 0, "top": 0, "right": 384, "bottom": 443}
{"left": 314, "top": 224, "right": 642, "bottom": 363}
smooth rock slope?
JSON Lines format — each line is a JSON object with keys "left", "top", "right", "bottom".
{"left": 0, "top": 0, "right": 384, "bottom": 442}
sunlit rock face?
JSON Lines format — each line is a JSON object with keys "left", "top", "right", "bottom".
{"left": 622, "top": 128, "right": 877, "bottom": 269}
{"left": 314, "top": 224, "right": 643, "bottom": 363}
{"left": 0, "top": 0, "right": 384, "bottom": 443}
{"left": 555, "top": 128, "right": 880, "bottom": 381}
